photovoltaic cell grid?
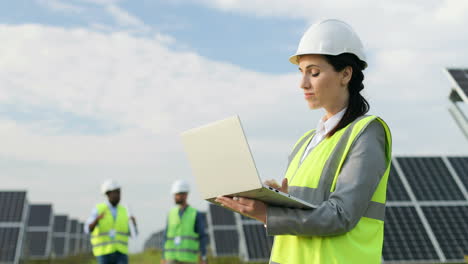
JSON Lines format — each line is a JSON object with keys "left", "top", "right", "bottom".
{"left": 448, "top": 69, "right": 468, "bottom": 97}
{"left": 53, "top": 215, "right": 68, "bottom": 233}
{"left": 386, "top": 163, "right": 410, "bottom": 201}
{"left": 28, "top": 205, "right": 53, "bottom": 227}
{"left": 208, "top": 204, "right": 239, "bottom": 256}
{"left": 242, "top": 223, "right": 273, "bottom": 261}
{"left": 382, "top": 206, "right": 439, "bottom": 261}
{"left": 213, "top": 229, "right": 239, "bottom": 255}
{"left": 0, "top": 191, "right": 27, "bottom": 222}
{"left": 68, "top": 219, "right": 78, "bottom": 255}
{"left": 396, "top": 157, "right": 464, "bottom": 200}
{"left": 0, "top": 227, "right": 20, "bottom": 262}
{"left": 25, "top": 231, "right": 48, "bottom": 257}
{"left": 448, "top": 157, "right": 468, "bottom": 191}
{"left": 422, "top": 206, "right": 468, "bottom": 261}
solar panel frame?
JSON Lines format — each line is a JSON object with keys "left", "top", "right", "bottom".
{"left": 445, "top": 68, "right": 468, "bottom": 103}
{"left": 0, "top": 191, "right": 29, "bottom": 264}
{"left": 237, "top": 216, "right": 273, "bottom": 262}
{"left": 52, "top": 215, "right": 70, "bottom": 257}
{"left": 447, "top": 157, "right": 468, "bottom": 198}
{"left": 396, "top": 157, "right": 465, "bottom": 201}
{"left": 24, "top": 204, "right": 54, "bottom": 259}
{"left": 386, "top": 163, "right": 411, "bottom": 201}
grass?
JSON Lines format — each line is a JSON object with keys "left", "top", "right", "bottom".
{"left": 24, "top": 250, "right": 268, "bottom": 264}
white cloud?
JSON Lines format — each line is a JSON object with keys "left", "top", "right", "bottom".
{"left": 105, "top": 4, "right": 151, "bottom": 32}
{"left": 0, "top": 24, "right": 300, "bottom": 251}
{"left": 36, "top": 0, "right": 84, "bottom": 13}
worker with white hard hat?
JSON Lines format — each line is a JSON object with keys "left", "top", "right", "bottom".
{"left": 161, "top": 180, "right": 208, "bottom": 264}
{"left": 216, "top": 19, "right": 392, "bottom": 263}
{"left": 85, "top": 179, "right": 138, "bottom": 264}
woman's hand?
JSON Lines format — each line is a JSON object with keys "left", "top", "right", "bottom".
{"left": 215, "top": 196, "right": 268, "bottom": 224}
{"left": 264, "top": 178, "right": 289, "bottom": 193}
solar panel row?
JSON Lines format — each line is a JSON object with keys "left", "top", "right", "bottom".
{"left": 203, "top": 156, "right": 468, "bottom": 263}
{"left": 0, "top": 191, "right": 91, "bottom": 264}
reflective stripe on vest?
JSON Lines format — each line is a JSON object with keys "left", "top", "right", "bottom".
{"left": 91, "top": 203, "right": 130, "bottom": 256}
{"left": 164, "top": 206, "right": 200, "bottom": 262}
{"left": 270, "top": 115, "right": 392, "bottom": 264}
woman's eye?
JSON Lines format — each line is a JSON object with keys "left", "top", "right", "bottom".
{"left": 311, "top": 72, "right": 320, "bottom": 77}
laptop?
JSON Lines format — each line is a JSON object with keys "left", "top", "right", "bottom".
{"left": 180, "top": 115, "right": 316, "bottom": 209}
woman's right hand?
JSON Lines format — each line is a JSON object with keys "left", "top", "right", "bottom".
{"left": 264, "top": 178, "right": 289, "bottom": 194}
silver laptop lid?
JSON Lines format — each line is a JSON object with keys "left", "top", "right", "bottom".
{"left": 181, "top": 116, "right": 263, "bottom": 199}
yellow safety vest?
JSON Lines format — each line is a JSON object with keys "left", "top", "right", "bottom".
{"left": 90, "top": 203, "right": 130, "bottom": 256}
{"left": 164, "top": 206, "right": 200, "bottom": 263}
{"left": 270, "top": 115, "right": 392, "bottom": 264}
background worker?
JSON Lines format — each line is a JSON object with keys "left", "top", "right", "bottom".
{"left": 216, "top": 19, "right": 392, "bottom": 264}
{"left": 85, "top": 179, "right": 138, "bottom": 264}
{"left": 161, "top": 180, "right": 208, "bottom": 264}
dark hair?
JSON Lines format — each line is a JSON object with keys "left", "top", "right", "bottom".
{"left": 322, "top": 53, "right": 369, "bottom": 137}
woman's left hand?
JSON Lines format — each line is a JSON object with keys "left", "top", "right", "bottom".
{"left": 215, "top": 196, "right": 267, "bottom": 224}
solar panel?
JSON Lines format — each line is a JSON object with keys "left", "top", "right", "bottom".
{"left": 447, "top": 69, "right": 468, "bottom": 99}
{"left": 209, "top": 204, "right": 236, "bottom": 225}
{"left": 53, "top": 215, "right": 68, "bottom": 233}
{"left": 0, "top": 191, "right": 28, "bottom": 264}
{"left": 25, "top": 204, "right": 54, "bottom": 259}
{"left": 28, "top": 205, "right": 53, "bottom": 227}
{"left": 207, "top": 204, "right": 239, "bottom": 256}
{"left": 386, "top": 163, "right": 410, "bottom": 201}
{"left": 52, "top": 237, "right": 66, "bottom": 256}
{"left": 25, "top": 231, "right": 48, "bottom": 256}
{"left": 241, "top": 222, "right": 273, "bottom": 261}
{"left": 396, "top": 157, "right": 465, "bottom": 200}
{"left": 52, "top": 215, "right": 69, "bottom": 257}
{"left": 0, "top": 191, "right": 27, "bottom": 222}
{"left": 213, "top": 230, "right": 239, "bottom": 255}
{"left": 382, "top": 206, "right": 440, "bottom": 261}
{"left": 0, "top": 227, "right": 20, "bottom": 262}
{"left": 144, "top": 230, "right": 165, "bottom": 250}
{"left": 448, "top": 157, "right": 468, "bottom": 191}
{"left": 68, "top": 219, "right": 78, "bottom": 255}
{"left": 422, "top": 206, "right": 468, "bottom": 261}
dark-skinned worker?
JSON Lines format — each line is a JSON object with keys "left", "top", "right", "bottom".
{"left": 85, "top": 179, "right": 138, "bottom": 264}
{"left": 161, "top": 180, "right": 208, "bottom": 264}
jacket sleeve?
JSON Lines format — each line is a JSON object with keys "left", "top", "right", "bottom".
{"left": 266, "top": 120, "right": 388, "bottom": 236}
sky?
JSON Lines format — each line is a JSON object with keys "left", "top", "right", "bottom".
{"left": 1, "top": 0, "right": 468, "bottom": 253}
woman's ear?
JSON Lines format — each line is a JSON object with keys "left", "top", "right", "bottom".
{"left": 341, "top": 66, "right": 353, "bottom": 86}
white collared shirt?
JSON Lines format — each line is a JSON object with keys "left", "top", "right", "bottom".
{"left": 300, "top": 108, "right": 347, "bottom": 163}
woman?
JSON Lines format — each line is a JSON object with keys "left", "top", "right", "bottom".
{"left": 215, "top": 19, "right": 392, "bottom": 264}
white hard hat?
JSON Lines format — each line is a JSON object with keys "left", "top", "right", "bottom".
{"left": 171, "top": 180, "right": 190, "bottom": 194}
{"left": 289, "top": 19, "right": 367, "bottom": 67}
{"left": 101, "top": 179, "right": 121, "bottom": 194}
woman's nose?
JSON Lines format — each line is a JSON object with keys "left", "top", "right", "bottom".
{"left": 300, "top": 74, "right": 311, "bottom": 90}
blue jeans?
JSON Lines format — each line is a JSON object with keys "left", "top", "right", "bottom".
{"left": 96, "top": 252, "right": 128, "bottom": 264}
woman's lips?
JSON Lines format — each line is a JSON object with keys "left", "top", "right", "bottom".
{"left": 304, "top": 93, "right": 314, "bottom": 99}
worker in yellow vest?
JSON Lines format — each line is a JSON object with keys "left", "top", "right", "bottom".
{"left": 161, "top": 180, "right": 208, "bottom": 264}
{"left": 85, "top": 179, "right": 138, "bottom": 264}
{"left": 216, "top": 19, "right": 392, "bottom": 264}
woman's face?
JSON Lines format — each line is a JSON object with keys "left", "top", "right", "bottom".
{"left": 298, "top": 54, "right": 350, "bottom": 112}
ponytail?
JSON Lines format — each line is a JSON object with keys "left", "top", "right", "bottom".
{"left": 323, "top": 53, "right": 369, "bottom": 137}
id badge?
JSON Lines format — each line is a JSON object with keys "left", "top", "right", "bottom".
{"left": 174, "top": 236, "right": 181, "bottom": 245}
{"left": 109, "top": 229, "right": 116, "bottom": 240}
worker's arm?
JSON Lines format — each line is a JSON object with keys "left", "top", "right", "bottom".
{"left": 194, "top": 212, "right": 208, "bottom": 263}
{"left": 266, "top": 120, "right": 388, "bottom": 236}
{"left": 88, "top": 212, "right": 105, "bottom": 233}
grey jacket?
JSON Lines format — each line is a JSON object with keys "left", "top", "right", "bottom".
{"left": 266, "top": 120, "right": 388, "bottom": 236}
